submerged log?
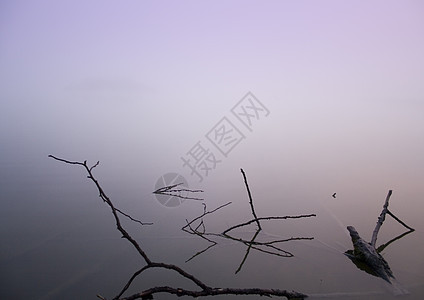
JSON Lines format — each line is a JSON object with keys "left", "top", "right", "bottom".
{"left": 345, "top": 190, "right": 414, "bottom": 286}
{"left": 345, "top": 226, "right": 394, "bottom": 283}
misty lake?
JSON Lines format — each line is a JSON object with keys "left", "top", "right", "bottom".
{"left": 1, "top": 1, "right": 424, "bottom": 299}
{"left": 1, "top": 105, "right": 423, "bottom": 299}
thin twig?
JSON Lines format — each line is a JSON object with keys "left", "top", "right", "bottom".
{"left": 376, "top": 229, "right": 415, "bottom": 253}
{"left": 387, "top": 210, "right": 415, "bottom": 231}
{"left": 153, "top": 183, "right": 204, "bottom": 201}
{"left": 240, "top": 168, "right": 261, "bottom": 230}
{"left": 118, "top": 286, "right": 307, "bottom": 300}
{"left": 371, "top": 190, "right": 392, "bottom": 247}
{"left": 222, "top": 215, "right": 316, "bottom": 235}
{"left": 182, "top": 202, "right": 232, "bottom": 233}
{"left": 182, "top": 168, "right": 316, "bottom": 273}
{"left": 49, "top": 155, "right": 153, "bottom": 263}
{"left": 115, "top": 208, "right": 153, "bottom": 225}
{"left": 185, "top": 243, "right": 217, "bottom": 263}
{"left": 235, "top": 230, "right": 260, "bottom": 274}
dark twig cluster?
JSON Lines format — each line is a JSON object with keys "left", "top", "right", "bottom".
{"left": 49, "top": 155, "right": 308, "bottom": 300}
{"left": 153, "top": 183, "right": 204, "bottom": 201}
{"left": 183, "top": 168, "right": 316, "bottom": 273}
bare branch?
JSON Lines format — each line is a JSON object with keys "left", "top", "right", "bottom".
{"left": 49, "top": 155, "right": 153, "bottom": 263}
{"left": 376, "top": 229, "right": 415, "bottom": 253}
{"left": 118, "top": 286, "right": 307, "bottom": 300}
{"left": 386, "top": 210, "right": 415, "bottom": 231}
{"left": 222, "top": 215, "right": 316, "bottom": 235}
{"left": 49, "top": 155, "right": 85, "bottom": 166}
{"left": 346, "top": 189, "right": 415, "bottom": 289}
{"left": 240, "top": 168, "right": 261, "bottom": 230}
{"left": 235, "top": 230, "right": 260, "bottom": 274}
{"left": 371, "top": 190, "right": 392, "bottom": 247}
{"left": 114, "top": 265, "right": 151, "bottom": 299}
{"left": 153, "top": 183, "right": 204, "bottom": 201}
{"left": 182, "top": 169, "right": 316, "bottom": 274}
{"left": 90, "top": 161, "right": 100, "bottom": 171}
{"left": 50, "top": 155, "right": 309, "bottom": 299}
{"left": 182, "top": 202, "right": 232, "bottom": 233}
{"left": 115, "top": 208, "right": 153, "bottom": 226}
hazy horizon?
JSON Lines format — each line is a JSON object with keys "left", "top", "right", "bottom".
{"left": 1, "top": 1, "right": 423, "bottom": 299}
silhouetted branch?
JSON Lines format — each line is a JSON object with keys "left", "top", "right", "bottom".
{"left": 386, "top": 210, "right": 415, "bottom": 231}
{"left": 153, "top": 183, "right": 204, "bottom": 201}
{"left": 183, "top": 168, "right": 316, "bottom": 273}
{"left": 90, "top": 160, "right": 100, "bottom": 171}
{"left": 116, "top": 286, "right": 307, "bottom": 300}
{"left": 115, "top": 207, "right": 153, "bottom": 226}
{"left": 222, "top": 215, "right": 317, "bottom": 235}
{"left": 369, "top": 190, "right": 414, "bottom": 248}
{"left": 371, "top": 190, "right": 392, "bottom": 247}
{"left": 376, "top": 229, "right": 415, "bottom": 253}
{"left": 240, "top": 168, "right": 261, "bottom": 230}
{"left": 185, "top": 242, "right": 217, "bottom": 263}
{"left": 49, "top": 155, "right": 308, "bottom": 300}
{"left": 182, "top": 202, "right": 231, "bottom": 262}
{"left": 235, "top": 230, "right": 260, "bottom": 273}
{"left": 345, "top": 189, "right": 415, "bottom": 288}
{"left": 183, "top": 202, "right": 232, "bottom": 232}
{"left": 48, "top": 156, "right": 152, "bottom": 226}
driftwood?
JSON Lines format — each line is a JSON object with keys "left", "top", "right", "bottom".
{"left": 346, "top": 226, "right": 394, "bottom": 283}
{"left": 49, "top": 155, "right": 309, "bottom": 300}
{"left": 345, "top": 190, "right": 415, "bottom": 284}
{"left": 183, "top": 168, "right": 316, "bottom": 273}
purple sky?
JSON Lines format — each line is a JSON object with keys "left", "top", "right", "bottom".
{"left": 1, "top": 0, "right": 423, "bottom": 203}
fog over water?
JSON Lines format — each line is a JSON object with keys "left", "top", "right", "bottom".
{"left": 1, "top": 1, "right": 423, "bottom": 299}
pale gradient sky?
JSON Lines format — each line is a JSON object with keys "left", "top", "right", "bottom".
{"left": 1, "top": 0, "right": 423, "bottom": 199}
{"left": 1, "top": 0, "right": 424, "bottom": 208}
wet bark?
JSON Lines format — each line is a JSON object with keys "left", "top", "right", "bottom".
{"left": 345, "top": 190, "right": 414, "bottom": 284}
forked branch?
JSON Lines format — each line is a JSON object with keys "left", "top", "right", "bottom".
{"left": 183, "top": 168, "right": 316, "bottom": 273}
{"left": 346, "top": 190, "right": 415, "bottom": 286}
{"left": 49, "top": 155, "right": 308, "bottom": 300}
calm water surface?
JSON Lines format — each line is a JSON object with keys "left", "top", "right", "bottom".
{"left": 1, "top": 151, "right": 423, "bottom": 300}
